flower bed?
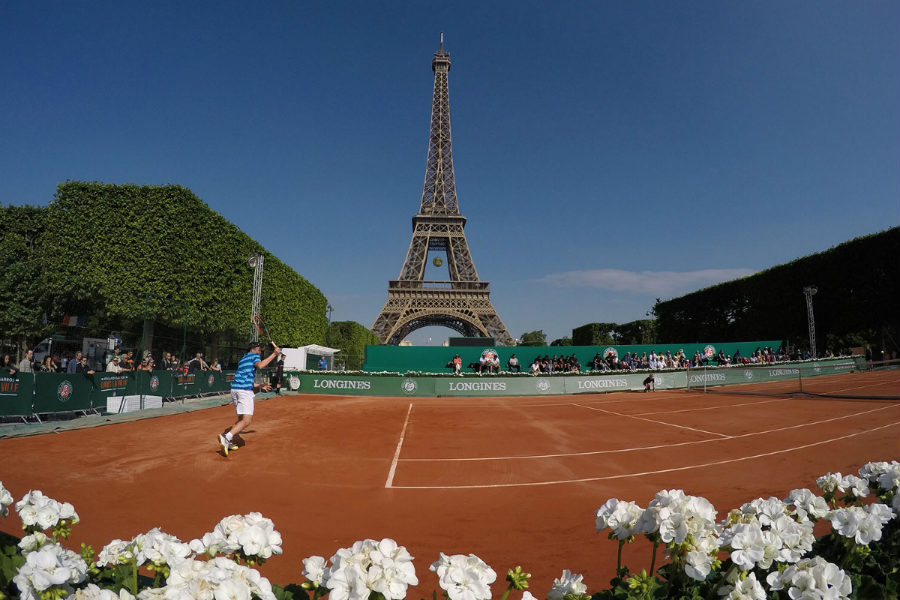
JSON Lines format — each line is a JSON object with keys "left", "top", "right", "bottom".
{"left": 1, "top": 460, "right": 897, "bottom": 599}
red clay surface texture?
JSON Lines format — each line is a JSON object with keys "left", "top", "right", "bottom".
{"left": 1, "top": 369, "right": 897, "bottom": 596}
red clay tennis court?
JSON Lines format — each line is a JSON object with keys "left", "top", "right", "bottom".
{"left": 0, "top": 368, "right": 897, "bottom": 594}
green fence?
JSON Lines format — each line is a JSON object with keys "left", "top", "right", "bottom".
{"left": 361, "top": 341, "right": 783, "bottom": 373}
{"left": 0, "top": 370, "right": 237, "bottom": 419}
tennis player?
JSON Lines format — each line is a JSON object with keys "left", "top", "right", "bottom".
{"left": 218, "top": 340, "right": 281, "bottom": 455}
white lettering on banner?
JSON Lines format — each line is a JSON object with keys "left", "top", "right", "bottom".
{"left": 313, "top": 379, "right": 372, "bottom": 390}
{"left": 447, "top": 381, "right": 508, "bottom": 391}
{"left": 576, "top": 379, "right": 628, "bottom": 390}
{"left": 689, "top": 373, "right": 727, "bottom": 383}
{"left": 768, "top": 369, "right": 800, "bottom": 377}
{"left": 832, "top": 363, "right": 853, "bottom": 371}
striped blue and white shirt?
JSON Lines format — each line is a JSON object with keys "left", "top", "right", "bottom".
{"left": 232, "top": 352, "right": 260, "bottom": 390}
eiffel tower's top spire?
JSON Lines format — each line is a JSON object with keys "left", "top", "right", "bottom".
{"left": 420, "top": 35, "right": 458, "bottom": 216}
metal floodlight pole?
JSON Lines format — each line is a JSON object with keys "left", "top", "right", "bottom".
{"left": 803, "top": 285, "right": 818, "bottom": 358}
{"left": 249, "top": 254, "right": 265, "bottom": 341}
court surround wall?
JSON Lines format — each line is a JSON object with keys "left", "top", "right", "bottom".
{"left": 290, "top": 357, "right": 864, "bottom": 397}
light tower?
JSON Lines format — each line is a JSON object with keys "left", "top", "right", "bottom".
{"left": 803, "top": 286, "right": 817, "bottom": 358}
{"left": 249, "top": 253, "right": 265, "bottom": 341}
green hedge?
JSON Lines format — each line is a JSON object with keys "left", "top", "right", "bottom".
{"left": 33, "top": 182, "right": 326, "bottom": 347}
{"left": 652, "top": 228, "right": 899, "bottom": 351}
{"left": 325, "top": 321, "right": 379, "bottom": 370}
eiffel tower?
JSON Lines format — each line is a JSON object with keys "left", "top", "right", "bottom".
{"left": 372, "top": 38, "right": 514, "bottom": 346}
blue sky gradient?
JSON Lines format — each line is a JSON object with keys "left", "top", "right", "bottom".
{"left": 2, "top": 2, "right": 897, "bottom": 344}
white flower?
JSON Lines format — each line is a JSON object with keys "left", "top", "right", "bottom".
{"left": 785, "top": 488, "right": 830, "bottom": 521}
{"left": 594, "top": 499, "right": 645, "bottom": 539}
{"left": 430, "top": 552, "right": 496, "bottom": 600}
{"left": 154, "top": 556, "right": 276, "bottom": 600}
{"left": 769, "top": 515, "right": 815, "bottom": 563}
{"left": 717, "top": 572, "right": 765, "bottom": 600}
{"left": 739, "top": 497, "right": 788, "bottom": 527}
{"left": 840, "top": 475, "right": 869, "bottom": 498}
{"left": 67, "top": 583, "right": 136, "bottom": 599}
{"left": 133, "top": 528, "right": 192, "bottom": 568}
{"left": 547, "top": 570, "right": 587, "bottom": 600}
{"left": 816, "top": 472, "right": 844, "bottom": 494}
{"left": 718, "top": 523, "right": 765, "bottom": 571}
{"left": 191, "top": 513, "right": 282, "bottom": 561}
{"left": 302, "top": 555, "right": 327, "bottom": 586}
{"left": 766, "top": 556, "right": 851, "bottom": 599}
{"left": 13, "top": 543, "right": 88, "bottom": 600}
{"left": 19, "top": 532, "right": 53, "bottom": 554}
{"left": 0, "top": 482, "right": 14, "bottom": 517}
{"left": 14, "top": 490, "right": 79, "bottom": 532}
{"left": 96, "top": 539, "right": 135, "bottom": 567}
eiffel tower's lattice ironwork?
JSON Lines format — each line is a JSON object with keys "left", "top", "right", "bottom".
{"left": 372, "top": 38, "right": 514, "bottom": 346}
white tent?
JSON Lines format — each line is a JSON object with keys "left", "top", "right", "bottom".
{"left": 281, "top": 344, "right": 341, "bottom": 371}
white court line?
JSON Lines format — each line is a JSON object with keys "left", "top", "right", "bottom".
{"left": 634, "top": 397, "right": 788, "bottom": 416}
{"left": 388, "top": 422, "right": 898, "bottom": 489}
{"left": 578, "top": 404, "right": 731, "bottom": 438}
{"left": 398, "top": 404, "right": 894, "bottom": 462}
{"left": 384, "top": 403, "right": 413, "bottom": 488}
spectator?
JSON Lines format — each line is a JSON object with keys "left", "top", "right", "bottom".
{"left": 452, "top": 354, "right": 462, "bottom": 374}
{"left": 210, "top": 358, "right": 223, "bottom": 372}
{"left": 76, "top": 356, "right": 95, "bottom": 376}
{"left": 18, "top": 350, "right": 34, "bottom": 373}
{"left": 187, "top": 352, "right": 209, "bottom": 371}
{"left": 40, "top": 356, "right": 58, "bottom": 373}
{"left": 490, "top": 353, "right": 500, "bottom": 372}
{"left": 106, "top": 356, "right": 122, "bottom": 373}
{"left": 529, "top": 358, "right": 541, "bottom": 374}
{"left": 2, "top": 353, "right": 17, "bottom": 375}
{"left": 67, "top": 351, "right": 83, "bottom": 374}
{"left": 507, "top": 353, "right": 521, "bottom": 373}
{"left": 317, "top": 355, "right": 328, "bottom": 370}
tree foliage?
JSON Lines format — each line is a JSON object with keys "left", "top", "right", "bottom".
{"left": 518, "top": 330, "right": 547, "bottom": 346}
{"left": 652, "top": 228, "right": 899, "bottom": 354}
{"left": 325, "top": 321, "right": 379, "bottom": 370}
{"left": 0, "top": 205, "right": 50, "bottom": 352}
{"left": 5, "top": 182, "right": 326, "bottom": 350}
{"left": 571, "top": 320, "right": 655, "bottom": 346}
{"left": 550, "top": 337, "right": 572, "bottom": 346}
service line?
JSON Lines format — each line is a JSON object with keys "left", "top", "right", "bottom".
{"left": 389, "top": 422, "right": 897, "bottom": 489}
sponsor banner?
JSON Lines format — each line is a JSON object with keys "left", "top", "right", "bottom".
{"left": 33, "top": 372, "right": 93, "bottom": 414}
{"left": 302, "top": 375, "right": 436, "bottom": 396}
{"left": 566, "top": 372, "right": 687, "bottom": 393}
{"left": 435, "top": 376, "right": 566, "bottom": 396}
{"left": 0, "top": 373, "right": 34, "bottom": 417}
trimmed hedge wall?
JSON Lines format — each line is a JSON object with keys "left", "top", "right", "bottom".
{"left": 652, "top": 228, "right": 899, "bottom": 351}
{"left": 325, "top": 321, "right": 379, "bottom": 370}
{"left": 37, "top": 182, "right": 326, "bottom": 347}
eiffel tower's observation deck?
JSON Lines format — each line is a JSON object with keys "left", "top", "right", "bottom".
{"left": 372, "top": 38, "right": 514, "bottom": 345}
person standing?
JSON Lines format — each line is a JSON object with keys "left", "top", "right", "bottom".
{"left": 67, "top": 351, "right": 82, "bottom": 374}
{"left": 18, "top": 350, "right": 34, "bottom": 373}
{"left": 218, "top": 341, "right": 280, "bottom": 456}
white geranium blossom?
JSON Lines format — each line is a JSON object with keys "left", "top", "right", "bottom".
{"left": 323, "top": 539, "right": 418, "bottom": 600}
{"left": 739, "top": 497, "right": 788, "bottom": 527}
{"left": 769, "top": 515, "right": 815, "bottom": 563}
{"left": 67, "top": 583, "right": 136, "bottom": 599}
{"left": 816, "top": 472, "right": 844, "bottom": 494}
{"left": 430, "top": 552, "right": 496, "bottom": 600}
{"left": 96, "top": 539, "right": 135, "bottom": 567}
{"left": 147, "top": 556, "right": 275, "bottom": 600}
{"left": 302, "top": 555, "right": 327, "bottom": 586}
{"left": 785, "top": 488, "right": 830, "bottom": 521}
{"left": 190, "top": 513, "right": 282, "bottom": 561}
{"left": 19, "top": 532, "right": 53, "bottom": 554}
{"left": 717, "top": 571, "right": 765, "bottom": 600}
{"left": 840, "top": 475, "right": 869, "bottom": 498}
{"left": 718, "top": 523, "right": 767, "bottom": 571}
{"left": 594, "top": 499, "right": 645, "bottom": 539}
{"left": 859, "top": 461, "right": 900, "bottom": 492}
{"left": 828, "top": 503, "right": 894, "bottom": 545}
{"left": 547, "top": 570, "right": 587, "bottom": 600}
{"left": 15, "top": 490, "right": 79, "bottom": 532}
{"left": 766, "top": 556, "right": 851, "bottom": 599}
{"left": 0, "top": 482, "right": 14, "bottom": 517}
{"left": 13, "top": 543, "right": 88, "bottom": 600}
{"left": 133, "top": 528, "right": 192, "bottom": 568}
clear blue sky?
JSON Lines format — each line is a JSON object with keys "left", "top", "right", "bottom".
{"left": 2, "top": 2, "right": 898, "bottom": 345}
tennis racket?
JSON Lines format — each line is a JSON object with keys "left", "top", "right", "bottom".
{"left": 252, "top": 315, "right": 277, "bottom": 347}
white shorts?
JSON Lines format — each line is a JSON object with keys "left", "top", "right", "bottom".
{"left": 231, "top": 389, "right": 255, "bottom": 415}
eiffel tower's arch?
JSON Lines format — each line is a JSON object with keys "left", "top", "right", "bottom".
{"left": 371, "top": 39, "right": 514, "bottom": 346}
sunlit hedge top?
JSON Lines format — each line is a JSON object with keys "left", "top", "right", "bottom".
{"left": 41, "top": 182, "right": 326, "bottom": 346}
